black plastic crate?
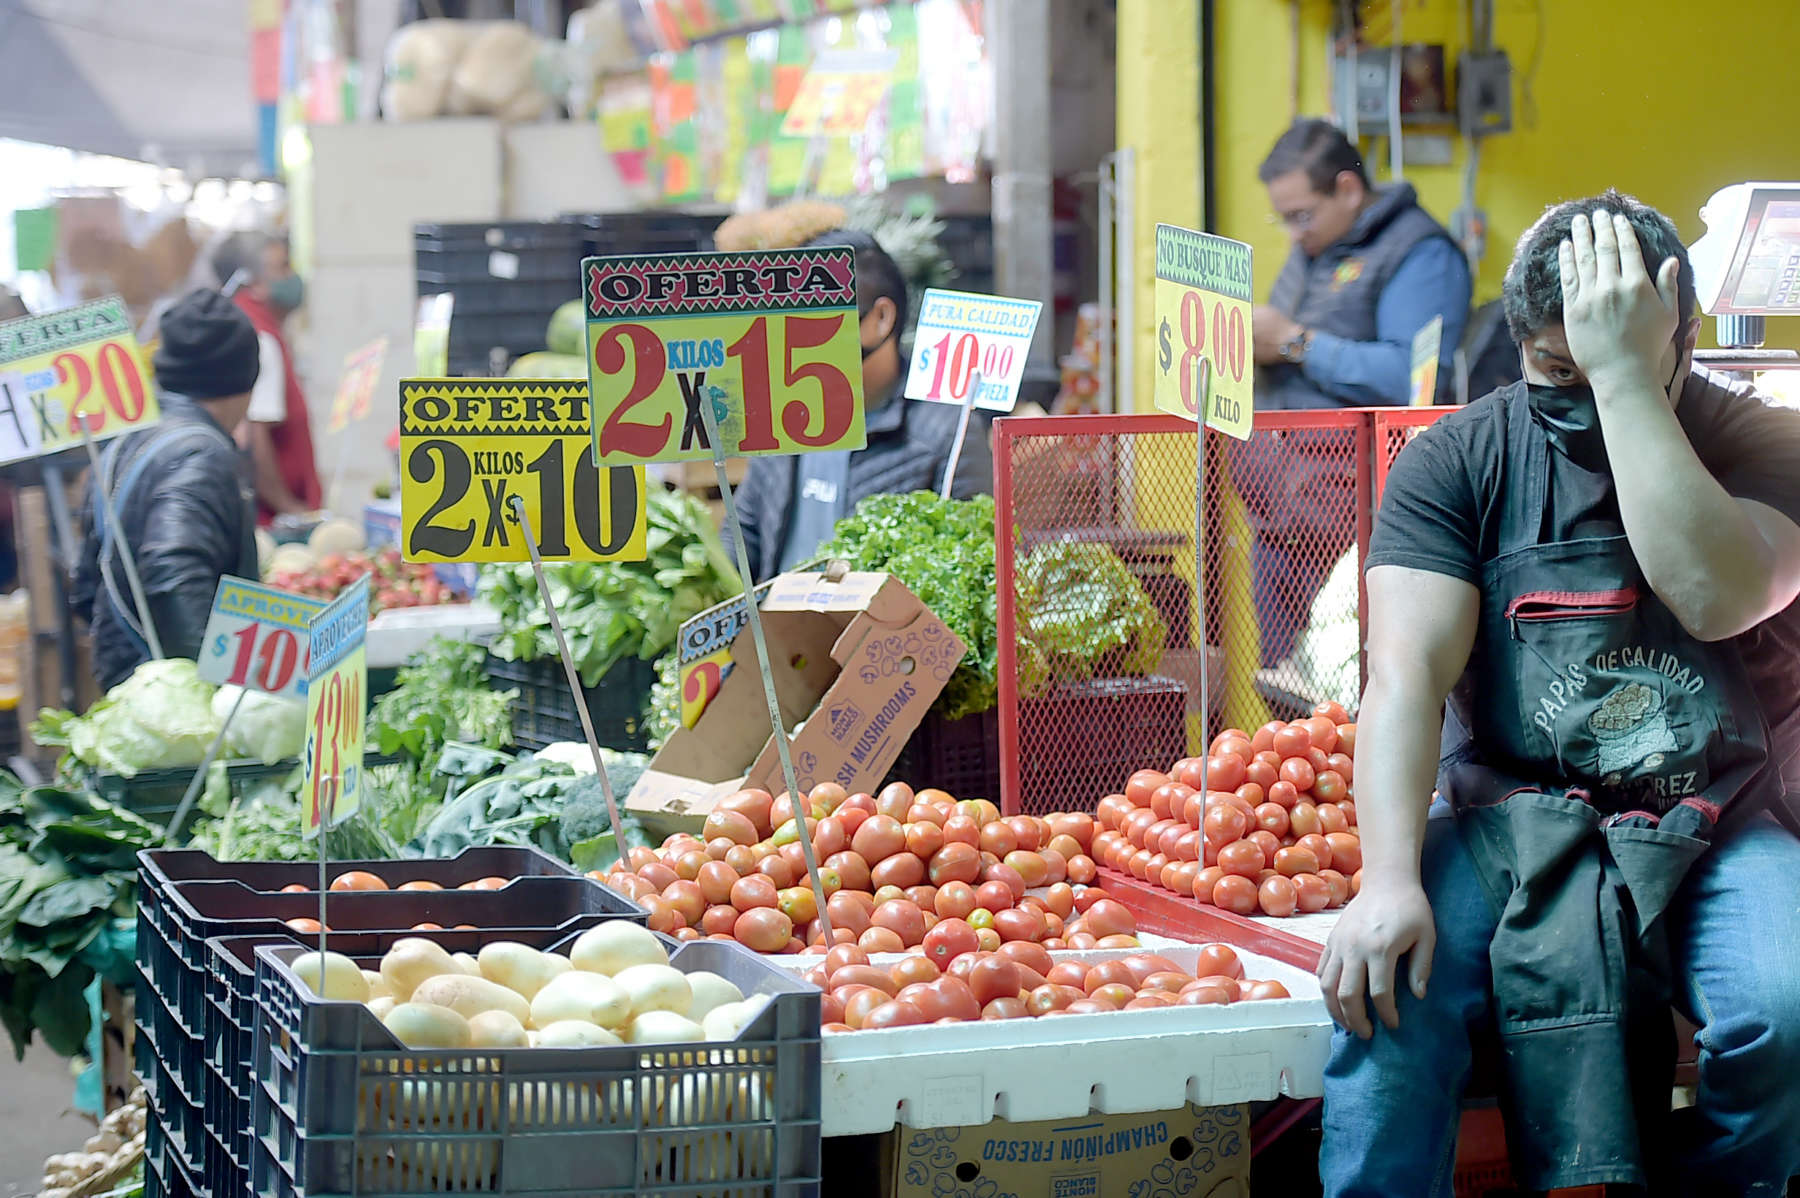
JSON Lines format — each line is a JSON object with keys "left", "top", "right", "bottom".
{"left": 78, "top": 757, "right": 310, "bottom": 829}
{"left": 145, "top": 1111, "right": 203, "bottom": 1198}
{"left": 566, "top": 211, "right": 718, "bottom": 259}
{"left": 416, "top": 277, "right": 574, "bottom": 317}
{"left": 887, "top": 707, "right": 1001, "bottom": 802}
{"left": 1016, "top": 674, "right": 1188, "bottom": 815}
{"left": 251, "top": 935, "right": 820, "bottom": 1197}
{"left": 142, "top": 1042, "right": 205, "bottom": 1179}
{"left": 443, "top": 310, "right": 556, "bottom": 355}
{"left": 484, "top": 652, "right": 655, "bottom": 752}
{"left": 141, "top": 844, "right": 578, "bottom": 897}
{"left": 415, "top": 221, "right": 587, "bottom": 253}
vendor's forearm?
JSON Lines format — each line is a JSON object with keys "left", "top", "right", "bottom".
{"left": 1349, "top": 668, "right": 1440, "bottom": 882}
{"left": 247, "top": 424, "right": 306, "bottom": 514}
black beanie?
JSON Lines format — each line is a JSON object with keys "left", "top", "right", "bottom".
{"left": 152, "top": 289, "right": 260, "bottom": 400}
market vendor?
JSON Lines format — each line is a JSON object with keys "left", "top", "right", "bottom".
{"left": 72, "top": 289, "right": 261, "bottom": 690}
{"left": 724, "top": 229, "right": 993, "bottom": 581}
{"left": 1242, "top": 118, "right": 1471, "bottom": 675}
{"left": 1319, "top": 192, "right": 1800, "bottom": 1196}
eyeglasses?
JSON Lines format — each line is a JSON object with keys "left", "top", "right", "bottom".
{"left": 1267, "top": 207, "right": 1320, "bottom": 231}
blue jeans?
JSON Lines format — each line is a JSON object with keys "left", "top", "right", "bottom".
{"left": 1320, "top": 810, "right": 1800, "bottom": 1197}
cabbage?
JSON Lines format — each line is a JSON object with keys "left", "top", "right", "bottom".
{"left": 213, "top": 686, "right": 308, "bottom": 765}
{"left": 47, "top": 660, "right": 222, "bottom": 776}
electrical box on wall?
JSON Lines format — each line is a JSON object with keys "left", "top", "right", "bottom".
{"left": 1332, "top": 43, "right": 1450, "bottom": 134}
{"left": 1457, "top": 50, "right": 1513, "bottom": 137}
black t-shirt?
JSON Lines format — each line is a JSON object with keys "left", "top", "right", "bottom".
{"left": 1369, "top": 370, "right": 1800, "bottom": 805}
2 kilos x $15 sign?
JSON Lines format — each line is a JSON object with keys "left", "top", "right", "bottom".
{"left": 583, "top": 246, "right": 867, "bottom": 466}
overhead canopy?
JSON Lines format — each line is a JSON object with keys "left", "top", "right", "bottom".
{"left": 0, "top": 0, "right": 258, "bottom": 177}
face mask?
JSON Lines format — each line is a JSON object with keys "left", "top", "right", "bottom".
{"left": 269, "top": 274, "right": 305, "bottom": 313}
{"left": 1523, "top": 343, "right": 1684, "bottom": 472}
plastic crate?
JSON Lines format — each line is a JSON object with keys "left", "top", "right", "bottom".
{"left": 145, "top": 1111, "right": 203, "bottom": 1198}
{"left": 140, "top": 844, "right": 577, "bottom": 897}
{"left": 567, "top": 211, "right": 718, "bottom": 259}
{"left": 250, "top": 936, "right": 821, "bottom": 1197}
{"left": 416, "top": 277, "right": 572, "bottom": 317}
{"left": 887, "top": 708, "right": 1001, "bottom": 802}
{"left": 80, "top": 757, "right": 312, "bottom": 829}
{"left": 484, "top": 652, "right": 656, "bottom": 752}
{"left": 1015, "top": 675, "right": 1188, "bottom": 815}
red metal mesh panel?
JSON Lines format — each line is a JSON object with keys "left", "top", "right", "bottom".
{"left": 994, "top": 412, "right": 1370, "bottom": 817}
{"left": 1372, "top": 407, "right": 1455, "bottom": 501}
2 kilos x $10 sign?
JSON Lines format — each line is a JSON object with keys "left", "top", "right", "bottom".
{"left": 0, "top": 296, "right": 160, "bottom": 466}
{"left": 1153, "top": 224, "right": 1254, "bottom": 440}
{"left": 303, "top": 576, "right": 368, "bottom": 836}
{"left": 583, "top": 246, "right": 866, "bottom": 466}
{"left": 196, "top": 577, "right": 325, "bottom": 701}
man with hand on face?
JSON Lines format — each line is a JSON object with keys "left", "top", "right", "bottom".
{"left": 1319, "top": 191, "right": 1800, "bottom": 1197}
{"left": 725, "top": 229, "right": 993, "bottom": 582}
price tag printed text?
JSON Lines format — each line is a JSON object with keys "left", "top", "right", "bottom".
{"left": 197, "top": 577, "right": 324, "bottom": 702}
{"left": 905, "top": 289, "right": 1043, "bottom": 413}
{"left": 0, "top": 297, "right": 160, "bottom": 465}
{"left": 584, "top": 246, "right": 866, "bottom": 465}
{"left": 328, "top": 336, "right": 389, "bottom": 433}
{"left": 1153, "top": 225, "right": 1255, "bottom": 439}
{"left": 303, "top": 576, "right": 368, "bottom": 837}
{"left": 400, "top": 379, "right": 648, "bottom": 564}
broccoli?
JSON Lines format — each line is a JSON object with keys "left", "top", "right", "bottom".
{"left": 558, "top": 772, "right": 618, "bottom": 848}
{"left": 558, "top": 759, "right": 653, "bottom": 872}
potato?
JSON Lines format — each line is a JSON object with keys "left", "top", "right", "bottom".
{"left": 453, "top": 952, "right": 482, "bottom": 976}
{"left": 701, "top": 995, "right": 771, "bottom": 1042}
{"left": 368, "top": 996, "right": 398, "bottom": 1020}
{"left": 409, "top": 974, "right": 533, "bottom": 1027}
{"left": 535, "top": 1020, "right": 624, "bottom": 1047}
{"left": 543, "top": 953, "right": 573, "bottom": 979}
{"left": 290, "top": 951, "right": 369, "bottom": 1001}
{"left": 363, "top": 969, "right": 393, "bottom": 1001}
{"left": 468, "top": 1009, "right": 529, "bottom": 1048}
{"left": 683, "top": 971, "right": 744, "bottom": 1022}
{"left": 383, "top": 1002, "right": 471, "bottom": 1048}
{"left": 626, "top": 1010, "right": 704, "bottom": 1045}
{"left": 529, "top": 971, "right": 631, "bottom": 1030}
{"left": 615, "top": 963, "right": 692, "bottom": 1017}
{"left": 478, "top": 942, "right": 554, "bottom": 999}
{"left": 380, "top": 939, "right": 459, "bottom": 1002}
{"left": 570, "top": 922, "right": 667, "bottom": 975}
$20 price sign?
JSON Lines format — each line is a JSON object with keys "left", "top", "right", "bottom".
{"left": 197, "top": 577, "right": 325, "bottom": 701}
{"left": 304, "top": 576, "right": 368, "bottom": 836}
{"left": 1153, "top": 224, "right": 1254, "bottom": 439}
{"left": 400, "top": 379, "right": 647, "bottom": 564}
{"left": 0, "top": 296, "right": 160, "bottom": 466}
{"left": 905, "top": 288, "right": 1043, "bottom": 413}
{"left": 584, "top": 246, "right": 866, "bottom": 466}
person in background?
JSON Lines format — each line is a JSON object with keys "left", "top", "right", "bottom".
{"left": 71, "top": 290, "right": 260, "bottom": 690}
{"left": 724, "top": 229, "right": 993, "bottom": 582}
{"left": 212, "top": 231, "right": 322, "bottom": 524}
{"left": 1242, "top": 118, "right": 1473, "bottom": 679}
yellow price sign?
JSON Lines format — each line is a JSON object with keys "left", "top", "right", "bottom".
{"left": 584, "top": 246, "right": 866, "bottom": 465}
{"left": 303, "top": 577, "right": 368, "bottom": 837}
{"left": 1153, "top": 225, "right": 1254, "bottom": 440}
{"left": 779, "top": 50, "right": 896, "bottom": 138}
{"left": 1409, "top": 315, "right": 1444, "bottom": 407}
{"left": 399, "top": 379, "right": 647, "bottom": 564}
{"left": 0, "top": 296, "right": 160, "bottom": 465}
{"left": 327, "top": 336, "right": 388, "bottom": 433}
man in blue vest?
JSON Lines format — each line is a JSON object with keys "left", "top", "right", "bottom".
{"left": 1243, "top": 118, "right": 1471, "bottom": 677}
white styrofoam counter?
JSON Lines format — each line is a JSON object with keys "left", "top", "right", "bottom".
{"left": 366, "top": 602, "right": 499, "bottom": 668}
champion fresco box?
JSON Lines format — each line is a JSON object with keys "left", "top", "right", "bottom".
{"left": 886, "top": 1103, "right": 1250, "bottom": 1198}
{"left": 627, "top": 568, "right": 965, "bottom": 839}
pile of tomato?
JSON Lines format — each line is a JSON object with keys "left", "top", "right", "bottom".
{"left": 600, "top": 781, "right": 1138, "bottom": 956}
{"left": 1093, "top": 703, "right": 1362, "bottom": 918}
{"left": 805, "top": 940, "right": 1291, "bottom": 1032}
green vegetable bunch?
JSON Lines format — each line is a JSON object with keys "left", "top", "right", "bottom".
{"left": 31, "top": 660, "right": 221, "bottom": 777}
{"left": 409, "top": 750, "right": 650, "bottom": 865}
{"left": 1016, "top": 541, "right": 1168, "bottom": 687}
{"left": 817, "top": 491, "right": 999, "bottom": 721}
{"left": 480, "top": 488, "right": 742, "bottom": 688}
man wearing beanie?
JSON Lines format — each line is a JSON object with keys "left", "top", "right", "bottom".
{"left": 72, "top": 289, "right": 262, "bottom": 690}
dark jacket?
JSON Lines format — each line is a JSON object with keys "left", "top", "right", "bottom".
{"left": 724, "top": 393, "right": 993, "bottom": 583}
{"left": 1260, "top": 182, "right": 1463, "bottom": 409}
{"left": 72, "top": 395, "right": 258, "bottom": 691}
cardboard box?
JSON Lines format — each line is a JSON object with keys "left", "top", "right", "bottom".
{"left": 627, "top": 569, "right": 965, "bottom": 839}
{"left": 887, "top": 1104, "right": 1250, "bottom": 1198}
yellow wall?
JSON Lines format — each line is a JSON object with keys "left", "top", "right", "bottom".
{"left": 1213, "top": 0, "right": 1800, "bottom": 349}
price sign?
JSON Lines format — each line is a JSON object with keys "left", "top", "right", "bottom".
{"left": 0, "top": 296, "right": 160, "bottom": 465}
{"left": 780, "top": 50, "right": 897, "bottom": 138}
{"left": 905, "top": 289, "right": 1043, "bottom": 413}
{"left": 327, "top": 336, "right": 389, "bottom": 434}
{"left": 303, "top": 576, "right": 368, "bottom": 836}
{"left": 584, "top": 246, "right": 866, "bottom": 465}
{"left": 673, "top": 570, "right": 813, "bottom": 729}
{"left": 197, "top": 577, "right": 324, "bottom": 701}
{"left": 1409, "top": 315, "right": 1444, "bottom": 407}
{"left": 399, "top": 379, "right": 647, "bottom": 564}
{"left": 1153, "top": 224, "right": 1254, "bottom": 439}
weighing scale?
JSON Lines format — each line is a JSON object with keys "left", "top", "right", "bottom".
{"left": 1689, "top": 181, "right": 1800, "bottom": 373}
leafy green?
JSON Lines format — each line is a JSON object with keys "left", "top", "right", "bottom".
{"left": 1016, "top": 542, "right": 1167, "bottom": 684}
{"left": 410, "top": 757, "right": 582, "bottom": 860}
{"left": 187, "top": 777, "right": 400, "bottom": 863}
{"left": 480, "top": 488, "right": 742, "bottom": 688}
{"left": 31, "top": 660, "right": 221, "bottom": 776}
{"left": 214, "top": 686, "right": 307, "bottom": 765}
{"left": 816, "top": 492, "right": 999, "bottom": 720}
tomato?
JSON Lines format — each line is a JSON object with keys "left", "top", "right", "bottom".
{"left": 976, "top": 996, "right": 1025, "bottom": 1020}
{"left": 1125, "top": 769, "right": 1169, "bottom": 808}
{"left": 1293, "top": 872, "right": 1332, "bottom": 913}
{"left": 1072, "top": 887, "right": 1111, "bottom": 914}
{"left": 901, "top": 820, "right": 946, "bottom": 860}
{"left": 660, "top": 880, "right": 705, "bottom": 927}
{"left": 1082, "top": 983, "right": 1130, "bottom": 1010}
{"left": 976, "top": 820, "right": 1017, "bottom": 858}
{"left": 837, "top": 809, "right": 873, "bottom": 840}
{"left": 1217, "top": 839, "right": 1265, "bottom": 878}
{"left": 841, "top": 987, "right": 888, "bottom": 1028}
{"left": 1279, "top": 756, "right": 1317, "bottom": 793}
{"left": 637, "top": 860, "right": 679, "bottom": 892}
{"left": 1312, "top": 769, "right": 1350, "bottom": 805}
{"left": 1335, "top": 723, "right": 1357, "bottom": 756}
{"left": 626, "top": 848, "right": 660, "bottom": 872}
{"left": 410, "top": 922, "right": 445, "bottom": 932}
{"left": 1272, "top": 723, "right": 1313, "bottom": 760}
{"left": 756, "top": 855, "right": 799, "bottom": 889}
{"left": 824, "top": 944, "right": 870, "bottom": 977}
{"left": 992, "top": 943, "right": 1051, "bottom": 981}
{"left": 870, "top": 853, "right": 926, "bottom": 891}
{"left": 1203, "top": 803, "right": 1249, "bottom": 847}
{"left": 703, "top": 809, "right": 759, "bottom": 846}
{"left": 734, "top": 906, "right": 794, "bottom": 952}
{"left": 675, "top": 850, "right": 715, "bottom": 882}
{"left": 699, "top": 904, "right": 739, "bottom": 936}
{"left": 1316, "top": 802, "right": 1351, "bottom": 835}
{"left": 1252, "top": 802, "right": 1291, "bottom": 839}
{"left": 851, "top": 815, "right": 906, "bottom": 864}
{"left": 723, "top": 845, "right": 759, "bottom": 875}
{"left": 832, "top": 964, "right": 899, "bottom": 996}
{"left": 1325, "top": 753, "right": 1356, "bottom": 785}
{"left": 857, "top": 926, "right": 905, "bottom": 953}
{"left": 1066, "top": 854, "right": 1098, "bottom": 885}
{"left": 1288, "top": 802, "right": 1322, "bottom": 838}
{"left": 1274, "top": 845, "right": 1320, "bottom": 876}
{"left": 1080, "top": 898, "right": 1135, "bottom": 939}
{"left": 1324, "top": 832, "right": 1362, "bottom": 873}
{"left": 1190, "top": 865, "right": 1224, "bottom": 903}
{"left": 822, "top": 850, "right": 871, "bottom": 893}
{"left": 808, "top": 816, "right": 847, "bottom": 860}
{"left": 1179, "top": 982, "right": 1236, "bottom": 1005}
{"left": 1212, "top": 873, "right": 1260, "bottom": 914}
{"left": 967, "top": 956, "right": 1022, "bottom": 1006}
{"left": 1313, "top": 700, "right": 1351, "bottom": 724}
{"left": 1004, "top": 851, "right": 1049, "bottom": 889}
{"left": 1124, "top": 807, "right": 1159, "bottom": 847}
{"left": 1248, "top": 979, "right": 1293, "bottom": 1001}
{"left": 983, "top": 861, "right": 1028, "bottom": 902}
{"left": 1250, "top": 721, "right": 1284, "bottom": 754}
{"left": 1048, "top": 813, "right": 1096, "bottom": 852}
{"left": 331, "top": 870, "right": 388, "bottom": 892}
{"left": 921, "top": 917, "right": 979, "bottom": 969}
{"left": 1297, "top": 834, "right": 1336, "bottom": 870}
{"left": 993, "top": 907, "right": 1046, "bottom": 943}
{"left": 1208, "top": 753, "right": 1250, "bottom": 794}
{"left": 1351, "top": 868, "right": 1364, "bottom": 897}
{"left": 279, "top": 883, "right": 310, "bottom": 894}
{"left": 928, "top": 977, "right": 983, "bottom": 1022}
{"left": 1026, "top": 984, "right": 1085, "bottom": 1016}
{"left": 928, "top": 842, "right": 982, "bottom": 887}
{"left": 1257, "top": 874, "right": 1299, "bottom": 917}
{"left": 1318, "top": 868, "right": 1352, "bottom": 908}
{"left": 779, "top": 886, "right": 820, "bottom": 925}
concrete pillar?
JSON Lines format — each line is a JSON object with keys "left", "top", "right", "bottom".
{"left": 987, "top": 0, "right": 1056, "bottom": 376}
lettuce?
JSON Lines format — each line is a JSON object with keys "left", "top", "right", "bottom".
{"left": 32, "top": 660, "right": 221, "bottom": 777}
{"left": 213, "top": 686, "right": 307, "bottom": 765}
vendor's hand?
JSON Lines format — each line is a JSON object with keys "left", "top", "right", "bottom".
{"left": 1317, "top": 877, "right": 1436, "bottom": 1038}
{"left": 1560, "top": 210, "right": 1681, "bottom": 388}
{"left": 1253, "top": 305, "right": 1301, "bottom": 365}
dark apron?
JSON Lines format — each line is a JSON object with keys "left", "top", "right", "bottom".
{"left": 1440, "top": 395, "right": 1770, "bottom": 1190}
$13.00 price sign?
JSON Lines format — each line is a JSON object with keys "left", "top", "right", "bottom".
{"left": 904, "top": 288, "right": 1043, "bottom": 413}
{"left": 0, "top": 296, "right": 160, "bottom": 466}
{"left": 399, "top": 379, "right": 647, "bottom": 564}
{"left": 1153, "top": 225, "right": 1254, "bottom": 439}
{"left": 303, "top": 576, "right": 368, "bottom": 837}
{"left": 197, "top": 577, "right": 324, "bottom": 701}
{"left": 584, "top": 246, "right": 866, "bottom": 466}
